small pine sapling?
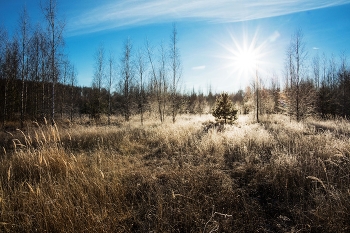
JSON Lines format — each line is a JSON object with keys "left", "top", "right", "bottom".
{"left": 212, "top": 92, "right": 238, "bottom": 124}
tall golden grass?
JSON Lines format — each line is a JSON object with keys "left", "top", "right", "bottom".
{"left": 1, "top": 114, "right": 350, "bottom": 232}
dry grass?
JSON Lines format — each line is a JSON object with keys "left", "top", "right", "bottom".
{"left": 1, "top": 114, "right": 350, "bottom": 232}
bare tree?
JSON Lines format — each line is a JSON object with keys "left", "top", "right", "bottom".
{"left": 169, "top": 24, "right": 181, "bottom": 123}
{"left": 92, "top": 44, "right": 105, "bottom": 120}
{"left": 286, "top": 29, "right": 310, "bottom": 121}
{"left": 146, "top": 40, "right": 167, "bottom": 123}
{"left": 42, "top": 0, "right": 65, "bottom": 124}
{"left": 338, "top": 53, "right": 349, "bottom": 117}
{"left": 196, "top": 89, "right": 207, "bottom": 116}
{"left": 18, "top": 6, "right": 31, "bottom": 128}
{"left": 136, "top": 47, "right": 147, "bottom": 125}
{"left": 146, "top": 40, "right": 159, "bottom": 121}
{"left": 39, "top": 29, "right": 50, "bottom": 119}
{"left": 59, "top": 58, "right": 70, "bottom": 119}
{"left": 69, "top": 64, "right": 77, "bottom": 121}
{"left": 283, "top": 45, "right": 292, "bottom": 119}
{"left": 315, "top": 52, "right": 332, "bottom": 119}
{"left": 321, "top": 53, "right": 327, "bottom": 83}
{"left": 0, "top": 26, "right": 6, "bottom": 58}
{"left": 255, "top": 70, "right": 259, "bottom": 122}
{"left": 120, "top": 38, "right": 133, "bottom": 122}
{"left": 247, "top": 69, "right": 262, "bottom": 123}
{"left": 3, "top": 39, "right": 20, "bottom": 125}
{"left": 107, "top": 51, "right": 115, "bottom": 125}
{"left": 312, "top": 53, "right": 320, "bottom": 90}
{"left": 271, "top": 72, "right": 281, "bottom": 113}
{"left": 0, "top": 28, "right": 9, "bottom": 127}
{"left": 159, "top": 43, "right": 168, "bottom": 122}
{"left": 326, "top": 54, "right": 338, "bottom": 117}
{"left": 27, "top": 25, "right": 41, "bottom": 119}
{"left": 0, "top": 26, "right": 7, "bottom": 70}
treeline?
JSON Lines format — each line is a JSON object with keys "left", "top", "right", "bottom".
{"left": 1, "top": 1, "right": 350, "bottom": 129}
{"left": 281, "top": 29, "right": 350, "bottom": 121}
{"left": 0, "top": 0, "right": 215, "bottom": 127}
{"left": 0, "top": 0, "right": 187, "bottom": 128}
{"left": 231, "top": 29, "right": 350, "bottom": 122}
{"left": 0, "top": 0, "right": 70, "bottom": 128}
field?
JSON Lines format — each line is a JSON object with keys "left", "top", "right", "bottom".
{"left": 1, "top": 114, "right": 350, "bottom": 232}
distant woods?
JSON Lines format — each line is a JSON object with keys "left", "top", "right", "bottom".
{"left": 283, "top": 29, "right": 350, "bottom": 121}
{"left": 1, "top": 2, "right": 350, "bottom": 129}
{"left": 0, "top": 0, "right": 69, "bottom": 128}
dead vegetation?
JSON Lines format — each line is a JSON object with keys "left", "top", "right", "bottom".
{"left": 1, "top": 114, "right": 350, "bottom": 232}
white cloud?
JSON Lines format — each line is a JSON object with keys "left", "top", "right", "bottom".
{"left": 313, "top": 47, "right": 320, "bottom": 50}
{"left": 269, "top": 31, "right": 280, "bottom": 42}
{"left": 192, "top": 65, "right": 206, "bottom": 70}
{"left": 66, "top": 0, "right": 350, "bottom": 35}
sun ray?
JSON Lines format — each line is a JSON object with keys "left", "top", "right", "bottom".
{"left": 215, "top": 26, "right": 272, "bottom": 89}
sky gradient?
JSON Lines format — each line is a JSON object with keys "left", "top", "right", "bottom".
{"left": 1, "top": 0, "right": 350, "bottom": 93}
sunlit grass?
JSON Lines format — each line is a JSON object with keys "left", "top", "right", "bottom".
{"left": 1, "top": 113, "right": 350, "bottom": 232}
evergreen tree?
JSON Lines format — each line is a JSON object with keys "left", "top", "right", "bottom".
{"left": 212, "top": 92, "right": 238, "bottom": 124}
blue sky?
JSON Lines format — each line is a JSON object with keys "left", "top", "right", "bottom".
{"left": 1, "top": 0, "right": 350, "bottom": 93}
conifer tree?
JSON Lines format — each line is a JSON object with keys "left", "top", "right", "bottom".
{"left": 212, "top": 92, "right": 238, "bottom": 124}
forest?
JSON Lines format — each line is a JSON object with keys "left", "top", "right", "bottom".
{"left": 0, "top": 2, "right": 350, "bottom": 129}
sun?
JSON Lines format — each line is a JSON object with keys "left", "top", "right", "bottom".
{"left": 217, "top": 27, "right": 270, "bottom": 85}
{"left": 234, "top": 46, "right": 258, "bottom": 77}
{"left": 230, "top": 33, "right": 265, "bottom": 79}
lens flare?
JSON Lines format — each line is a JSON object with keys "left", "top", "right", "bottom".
{"left": 216, "top": 26, "right": 271, "bottom": 87}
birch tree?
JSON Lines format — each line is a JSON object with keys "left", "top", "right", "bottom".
{"left": 158, "top": 43, "right": 168, "bottom": 122}
{"left": 18, "top": 7, "right": 31, "bottom": 128}
{"left": 147, "top": 40, "right": 167, "bottom": 123}
{"left": 3, "top": 39, "right": 20, "bottom": 125}
{"left": 312, "top": 53, "right": 320, "bottom": 90}
{"left": 42, "top": 0, "right": 65, "bottom": 124}
{"left": 120, "top": 38, "right": 133, "bottom": 122}
{"left": 107, "top": 52, "right": 115, "bottom": 125}
{"left": 92, "top": 44, "right": 105, "bottom": 119}
{"left": 169, "top": 24, "right": 181, "bottom": 123}
{"left": 286, "top": 29, "right": 311, "bottom": 121}
{"left": 0, "top": 28, "right": 9, "bottom": 127}
{"left": 136, "top": 48, "right": 147, "bottom": 125}
{"left": 69, "top": 64, "right": 77, "bottom": 121}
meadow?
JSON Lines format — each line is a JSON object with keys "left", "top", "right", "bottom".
{"left": 1, "top": 114, "right": 350, "bottom": 232}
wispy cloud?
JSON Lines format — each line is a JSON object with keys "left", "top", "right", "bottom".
{"left": 269, "top": 31, "right": 280, "bottom": 42}
{"left": 67, "top": 0, "right": 350, "bottom": 35}
{"left": 192, "top": 65, "right": 206, "bottom": 70}
{"left": 313, "top": 47, "right": 320, "bottom": 50}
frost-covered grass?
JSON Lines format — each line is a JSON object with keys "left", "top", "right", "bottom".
{"left": 1, "top": 114, "right": 350, "bottom": 232}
